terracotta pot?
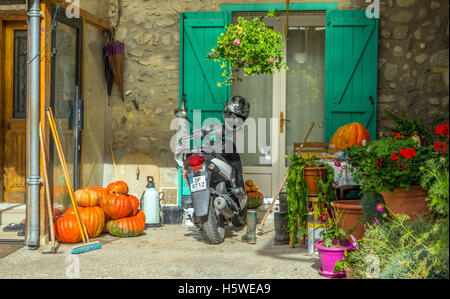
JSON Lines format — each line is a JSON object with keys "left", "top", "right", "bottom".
{"left": 344, "top": 265, "right": 355, "bottom": 279}
{"left": 303, "top": 167, "right": 327, "bottom": 195}
{"left": 381, "top": 186, "right": 431, "bottom": 220}
{"left": 333, "top": 200, "right": 365, "bottom": 240}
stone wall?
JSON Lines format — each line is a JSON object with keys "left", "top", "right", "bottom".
{"left": 107, "top": 0, "right": 449, "bottom": 194}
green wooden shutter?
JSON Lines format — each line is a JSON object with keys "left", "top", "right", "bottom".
{"left": 178, "top": 11, "right": 231, "bottom": 201}
{"left": 325, "top": 10, "right": 379, "bottom": 142}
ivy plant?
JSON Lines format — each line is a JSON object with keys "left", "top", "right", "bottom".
{"left": 207, "top": 10, "right": 288, "bottom": 86}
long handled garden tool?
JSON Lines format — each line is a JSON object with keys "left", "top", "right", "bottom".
{"left": 39, "top": 122, "right": 59, "bottom": 254}
{"left": 256, "top": 122, "right": 315, "bottom": 236}
{"left": 46, "top": 108, "right": 102, "bottom": 254}
{"left": 109, "top": 142, "right": 119, "bottom": 181}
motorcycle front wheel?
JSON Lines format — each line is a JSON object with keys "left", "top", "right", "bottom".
{"left": 202, "top": 200, "right": 225, "bottom": 244}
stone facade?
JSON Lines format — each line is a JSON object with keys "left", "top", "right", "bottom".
{"left": 105, "top": 0, "right": 449, "bottom": 193}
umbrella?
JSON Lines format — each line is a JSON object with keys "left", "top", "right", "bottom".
{"left": 104, "top": 40, "right": 125, "bottom": 102}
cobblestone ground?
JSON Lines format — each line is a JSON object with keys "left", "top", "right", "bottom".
{"left": 0, "top": 213, "right": 323, "bottom": 279}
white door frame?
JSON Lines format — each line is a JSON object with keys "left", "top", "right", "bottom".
{"left": 242, "top": 13, "right": 326, "bottom": 199}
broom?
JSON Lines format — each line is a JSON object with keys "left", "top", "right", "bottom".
{"left": 46, "top": 108, "right": 102, "bottom": 254}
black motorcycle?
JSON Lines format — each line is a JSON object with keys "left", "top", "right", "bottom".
{"left": 173, "top": 97, "right": 249, "bottom": 244}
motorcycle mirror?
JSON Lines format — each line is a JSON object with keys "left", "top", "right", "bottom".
{"left": 174, "top": 108, "right": 187, "bottom": 119}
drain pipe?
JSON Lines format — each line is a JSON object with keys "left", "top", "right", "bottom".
{"left": 27, "top": 0, "right": 42, "bottom": 250}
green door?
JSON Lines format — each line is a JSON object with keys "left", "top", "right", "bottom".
{"left": 178, "top": 11, "right": 231, "bottom": 201}
{"left": 324, "top": 10, "right": 379, "bottom": 142}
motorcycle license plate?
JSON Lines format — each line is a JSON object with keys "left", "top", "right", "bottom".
{"left": 190, "top": 176, "right": 206, "bottom": 192}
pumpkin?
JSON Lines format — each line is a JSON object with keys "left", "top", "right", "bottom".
{"left": 329, "top": 122, "right": 370, "bottom": 153}
{"left": 66, "top": 206, "right": 105, "bottom": 238}
{"left": 103, "top": 193, "right": 133, "bottom": 220}
{"left": 75, "top": 189, "right": 99, "bottom": 207}
{"left": 106, "top": 213, "right": 145, "bottom": 238}
{"left": 245, "top": 180, "right": 254, "bottom": 187}
{"left": 107, "top": 181, "right": 129, "bottom": 195}
{"left": 135, "top": 210, "right": 146, "bottom": 224}
{"left": 247, "top": 191, "right": 264, "bottom": 209}
{"left": 251, "top": 185, "right": 259, "bottom": 192}
{"left": 54, "top": 214, "right": 82, "bottom": 243}
{"left": 84, "top": 187, "right": 108, "bottom": 208}
{"left": 128, "top": 195, "right": 140, "bottom": 216}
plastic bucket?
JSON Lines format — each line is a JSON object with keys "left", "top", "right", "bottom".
{"left": 162, "top": 206, "right": 184, "bottom": 225}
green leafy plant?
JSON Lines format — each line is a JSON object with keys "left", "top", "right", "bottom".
{"left": 360, "top": 192, "right": 388, "bottom": 224}
{"left": 318, "top": 202, "right": 354, "bottom": 248}
{"left": 384, "top": 110, "right": 431, "bottom": 144}
{"left": 286, "top": 155, "right": 334, "bottom": 248}
{"left": 420, "top": 123, "right": 449, "bottom": 217}
{"left": 344, "top": 137, "right": 434, "bottom": 193}
{"left": 345, "top": 214, "right": 449, "bottom": 279}
{"left": 207, "top": 11, "right": 288, "bottom": 86}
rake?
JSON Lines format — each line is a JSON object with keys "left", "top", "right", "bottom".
{"left": 46, "top": 107, "right": 102, "bottom": 254}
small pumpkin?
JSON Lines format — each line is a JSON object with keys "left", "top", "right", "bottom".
{"left": 247, "top": 191, "right": 264, "bottom": 209}
{"left": 84, "top": 186, "right": 108, "bottom": 208}
{"left": 128, "top": 195, "right": 140, "bottom": 216}
{"left": 245, "top": 180, "right": 254, "bottom": 187}
{"left": 106, "top": 213, "right": 145, "bottom": 238}
{"left": 103, "top": 193, "right": 133, "bottom": 220}
{"left": 251, "top": 185, "right": 259, "bottom": 192}
{"left": 66, "top": 206, "right": 105, "bottom": 238}
{"left": 54, "top": 213, "right": 82, "bottom": 244}
{"left": 329, "top": 122, "right": 370, "bottom": 153}
{"left": 107, "top": 181, "right": 129, "bottom": 195}
{"left": 75, "top": 189, "right": 99, "bottom": 207}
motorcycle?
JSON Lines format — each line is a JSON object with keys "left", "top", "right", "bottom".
{"left": 173, "top": 107, "right": 247, "bottom": 244}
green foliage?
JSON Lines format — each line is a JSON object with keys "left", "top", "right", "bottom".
{"left": 319, "top": 203, "right": 353, "bottom": 248}
{"left": 360, "top": 192, "right": 387, "bottom": 224}
{"left": 420, "top": 148, "right": 449, "bottom": 217}
{"left": 345, "top": 137, "right": 434, "bottom": 193}
{"left": 346, "top": 215, "right": 449, "bottom": 279}
{"left": 286, "top": 155, "right": 334, "bottom": 247}
{"left": 207, "top": 11, "right": 288, "bottom": 86}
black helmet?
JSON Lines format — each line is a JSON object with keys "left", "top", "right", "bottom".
{"left": 223, "top": 96, "right": 250, "bottom": 129}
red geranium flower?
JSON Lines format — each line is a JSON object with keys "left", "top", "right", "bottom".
{"left": 390, "top": 152, "right": 399, "bottom": 161}
{"left": 434, "top": 141, "right": 442, "bottom": 151}
{"left": 435, "top": 123, "right": 449, "bottom": 137}
{"left": 399, "top": 148, "right": 416, "bottom": 160}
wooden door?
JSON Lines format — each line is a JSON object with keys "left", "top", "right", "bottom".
{"left": 2, "top": 21, "right": 27, "bottom": 203}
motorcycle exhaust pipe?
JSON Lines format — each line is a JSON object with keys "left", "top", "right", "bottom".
{"left": 214, "top": 196, "right": 235, "bottom": 218}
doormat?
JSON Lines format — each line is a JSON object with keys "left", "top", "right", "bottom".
{"left": 0, "top": 244, "right": 23, "bottom": 259}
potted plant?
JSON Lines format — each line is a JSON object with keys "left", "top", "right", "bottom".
{"left": 286, "top": 155, "right": 334, "bottom": 248}
{"left": 314, "top": 203, "right": 355, "bottom": 278}
{"left": 345, "top": 135, "right": 435, "bottom": 219}
{"left": 207, "top": 10, "right": 288, "bottom": 87}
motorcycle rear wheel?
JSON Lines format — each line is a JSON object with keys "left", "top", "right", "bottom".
{"left": 202, "top": 200, "right": 225, "bottom": 244}
{"left": 231, "top": 206, "right": 247, "bottom": 227}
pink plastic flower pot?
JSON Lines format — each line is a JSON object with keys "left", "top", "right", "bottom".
{"left": 315, "top": 241, "right": 354, "bottom": 278}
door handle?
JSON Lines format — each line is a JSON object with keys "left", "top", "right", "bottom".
{"left": 280, "top": 112, "right": 291, "bottom": 134}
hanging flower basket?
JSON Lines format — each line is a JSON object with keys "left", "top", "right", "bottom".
{"left": 207, "top": 11, "right": 288, "bottom": 87}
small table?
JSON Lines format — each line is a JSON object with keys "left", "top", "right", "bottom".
{"left": 322, "top": 160, "right": 361, "bottom": 199}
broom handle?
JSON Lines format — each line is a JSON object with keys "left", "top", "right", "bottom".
{"left": 109, "top": 142, "right": 119, "bottom": 181}
{"left": 46, "top": 108, "right": 89, "bottom": 243}
{"left": 39, "top": 122, "right": 56, "bottom": 249}
{"left": 257, "top": 122, "right": 315, "bottom": 231}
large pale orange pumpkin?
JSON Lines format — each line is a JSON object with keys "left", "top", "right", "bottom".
{"left": 329, "top": 122, "right": 370, "bottom": 153}
{"left": 107, "top": 181, "right": 129, "bottom": 195}
{"left": 66, "top": 206, "right": 105, "bottom": 238}
{"left": 54, "top": 214, "right": 82, "bottom": 244}
{"left": 84, "top": 187, "right": 108, "bottom": 208}
{"left": 103, "top": 194, "right": 133, "bottom": 220}
{"left": 75, "top": 189, "right": 99, "bottom": 207}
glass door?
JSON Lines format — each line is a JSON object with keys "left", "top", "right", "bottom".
{"left": 231, "top": 13, "right": 326, "bottom": 198}
{"left": 50, "top": 7, "right": 83, "bottom": 210}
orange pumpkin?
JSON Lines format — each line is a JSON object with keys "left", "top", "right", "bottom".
{"left": 84, "top": 187, "right": 108, "bottom": 207}
{"left": 247, "top": 191, "right": 264, "bottom": 209}
{"left": 75, "top": 189, "right": 99, "bottom": 207}
{"left": 136, "top": 210, "right": 146, "bottom": 224}
{"left": 329, "top": 122, "right": 370, "bottom": 153}
{"left": 54, "top": 213, "right": 82, "bottom": 243}
{"left": 128, "top": 195, "right": 140, "bottom": 216}
{"left": 106, "top": 213, "right": 145, "bottom": 238}
{"left": 66, "top": 206, "right": 105, "bottom": 238}
{"left": 103, "top": 193, "right": 133, "bottom": 220}
{"left": 107, "top": 181, "right": 129, "bottom": 195}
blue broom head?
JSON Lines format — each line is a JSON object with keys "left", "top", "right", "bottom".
{"left": 71, "top": 242, "right": 102, "bottom": 255}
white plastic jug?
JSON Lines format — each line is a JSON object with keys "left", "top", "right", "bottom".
{"left": 141, "top": 176, "right": 164, "bottom": 228}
